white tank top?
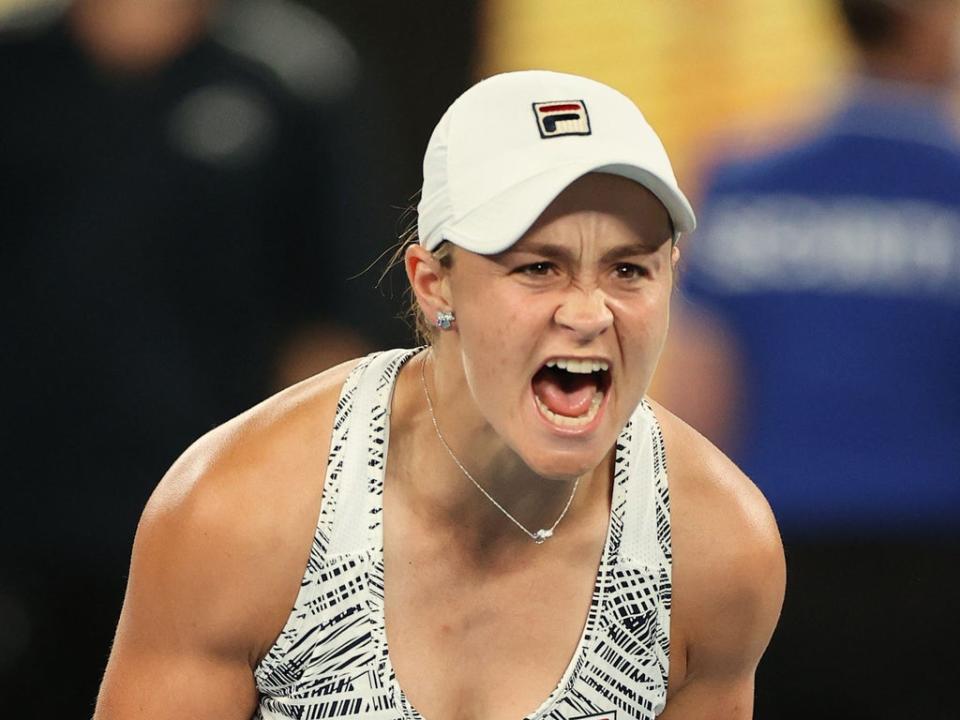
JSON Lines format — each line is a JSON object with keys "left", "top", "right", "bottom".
{"left": 254, "top": 349, "right": 673, "bottom": 719}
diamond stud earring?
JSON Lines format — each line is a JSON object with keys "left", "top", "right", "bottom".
{"left": 436, "top": 310, "right": 455, "bottom": 330}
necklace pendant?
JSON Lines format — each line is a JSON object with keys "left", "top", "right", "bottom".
{"left": 533, "top": 528, "right": 553, "bottom": 544}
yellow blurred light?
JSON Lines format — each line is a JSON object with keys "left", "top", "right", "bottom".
{"left": 477, "top": 0, "right": 852, "bottom": 199}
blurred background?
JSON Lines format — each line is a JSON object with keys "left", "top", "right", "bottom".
{"left": 0, "top": 0, "right": 956, "bottom": 717}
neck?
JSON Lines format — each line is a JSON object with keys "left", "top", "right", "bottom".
{"left": 391, "top": 350, "right": 611, "bottom": 548}
{"left": 857, "top": 41, "right": 956, "bottom": 91}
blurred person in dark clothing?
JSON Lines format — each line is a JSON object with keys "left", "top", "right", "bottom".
{"left": 0, "top": 0, "right": 399, "bottom": 713}
{"left": 657, "top": 1, "right": 960, "bottom": 717}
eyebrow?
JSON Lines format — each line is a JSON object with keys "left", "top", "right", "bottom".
{"left": 506, "top": 241, "right": 661, "bottom": 263}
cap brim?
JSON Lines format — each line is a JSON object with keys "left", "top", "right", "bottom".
{"left": 439, "top": 156, "right": 696, "bottom": 255}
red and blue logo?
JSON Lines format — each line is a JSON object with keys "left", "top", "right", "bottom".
{"left": 532, "top": 99, "right": 591, "bottom": 139}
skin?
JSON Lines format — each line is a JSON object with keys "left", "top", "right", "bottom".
{"left": 94, "top": 173, "right": 784, "bottom": 719}
{"left": 852, "top": 1, "right": 960, "bottom": 87}
{"left": 69, "top": 0, "right": 217, "bottom": 74}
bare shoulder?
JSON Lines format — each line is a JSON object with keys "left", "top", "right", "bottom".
{"left": 647, "top": 400, "right": 785, "bottom": 694}
{"left": 125, "top": 358, "right": 362, "bottom": 662}
{"left": 649, "top": 399, "right": 782, "bottom": 571}
{"left": 95, "top": 359, "right": 366, "bottom": 717}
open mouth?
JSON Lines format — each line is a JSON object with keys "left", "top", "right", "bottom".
{"left": 531, "top": 358, "right": 612, "bottom": 429}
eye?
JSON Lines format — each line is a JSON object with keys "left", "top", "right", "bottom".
{"left": 516, "top": 261, "right": 557, "bottom": 276}
{"left": 613, "top": 263, "right": 648, "bottom": 280}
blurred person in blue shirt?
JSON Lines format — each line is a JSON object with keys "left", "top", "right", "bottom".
{"left": 658, "top": 0, "right": 960, "bottom": 716}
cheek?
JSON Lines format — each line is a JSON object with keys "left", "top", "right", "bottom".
{"left": 613, "top": 289, "right": 672, "bottom": 364}
{"left": 454, "top": 279, "right": 549, "bottom": 349}
{"left": 457, "top": 290, "right": 517, "bottom": 351}
{"left": 453, "top": 287, "right": 539, "bottom": 402}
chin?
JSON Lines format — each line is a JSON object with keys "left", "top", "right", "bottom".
{"left": 512, "top": 394, "right": 625, "bottom": 482}
{"left": 519, "top": 442, "right": 610, "bottom": 482}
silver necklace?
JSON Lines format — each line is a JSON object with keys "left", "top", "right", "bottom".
{"left": 419, "top": 354, "right": 580, "bottom": 544}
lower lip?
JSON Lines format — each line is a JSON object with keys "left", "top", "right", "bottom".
{"left": 529, "top": 384, "right": 610, "bottom": 436}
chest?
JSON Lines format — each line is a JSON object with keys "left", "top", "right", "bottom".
{"left": 383, "top": 527, "right": 604, "bottom": 720}
{"left": 255, "top": 365, "right": 672, "bottom": 719}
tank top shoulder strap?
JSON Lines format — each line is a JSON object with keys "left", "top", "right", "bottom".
{"left": 315, "top": 348, "right": 420, "bottom": 558}
{"left": 614, "top": 398, "right": 672, "bottom": 571}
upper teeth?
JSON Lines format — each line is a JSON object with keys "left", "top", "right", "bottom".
{"left": 546, "top": 358, "right": 609, "bottom": 374}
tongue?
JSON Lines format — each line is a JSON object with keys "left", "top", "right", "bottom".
{"left": 532, "top": 367, "right": 598, "bottom": 417}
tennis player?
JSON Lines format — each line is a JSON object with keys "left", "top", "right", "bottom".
{"left": 95, "top": 70, "right": 784, "bottom": 720}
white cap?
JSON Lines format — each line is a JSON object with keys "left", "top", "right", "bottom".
{"left": 417, "top": 70, "right": 696, "bottom": 254}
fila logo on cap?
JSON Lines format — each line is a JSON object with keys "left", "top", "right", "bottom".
{"left": 532, "top": 99, "right": 591, "bottom": 139}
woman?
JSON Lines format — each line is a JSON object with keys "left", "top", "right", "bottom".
{"left": 95, "top": 71, "right": 784, "bottom": 719}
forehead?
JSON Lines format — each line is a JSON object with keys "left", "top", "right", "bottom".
{"left": 509, "top": 172, "right": 673, "bottom": 254}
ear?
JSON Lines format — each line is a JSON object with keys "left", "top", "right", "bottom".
{"left": 671, "top": 244, "right": 681, "bottom": 267}
{"left": 405, "top": 244, "right": 453, "bottom": 321}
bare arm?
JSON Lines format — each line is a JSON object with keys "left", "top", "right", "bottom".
{"left": 94, "top": 476, "right": 263, "bottom": 719}
{"left": 659, "top": 529, "right": 784, "bottom": 719}
{"left": 655, "top": 402, "right": 786, "bottom": 719}
{"left": 95, "top": 362, "right": 355, "bottom": 719}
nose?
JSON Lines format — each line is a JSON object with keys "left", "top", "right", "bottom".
{"left": 554, "top": 287, "right": 614, "bottom": 341}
